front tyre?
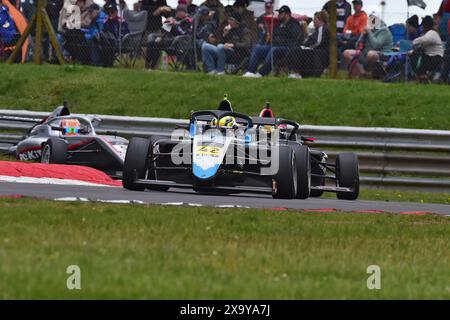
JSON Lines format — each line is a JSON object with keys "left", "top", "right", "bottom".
{"left": 292, "top": 144, "right": 311, "bottom": 199}
{"left": 122, "top": 137, "right": 151, "bottom": 191}
{"left": 336, "top": 153, "right": 360, "bottom": 200}
{"left": 272, "top": 145, "right": 297, "bottom": 199}
{"left": 41, "top": 138, "right": 67, "bottom": 164}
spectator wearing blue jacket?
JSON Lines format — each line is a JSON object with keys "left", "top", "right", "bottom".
{"left": 81, "top": 4, "right": 107, "bottom": 41}
{"left": 98, "top": 3, "right": 130, "bottom": 67}
{"left": 80, "top": 4, "right": 107, "bottom": 65}
{"left": 406, "top": 15, "right": 422, "bottom": 41}
{"left": 0, "top": 3, "right": 20, "bottom": 62}
{"left": 102, "top": 3, "right": 130, "bottom": 43}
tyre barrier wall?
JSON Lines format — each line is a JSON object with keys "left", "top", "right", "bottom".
{"left": 1, "top": 109, "right": 450, "bottom": 192}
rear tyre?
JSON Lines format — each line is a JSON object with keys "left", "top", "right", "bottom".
{"left": 272, "top": 145, "right": 297, "bottom": 199}
{"left": 41, "top": 138, "right": 67, "bottom": 164}
{"left": 123, "top": 137, "right": 151, "bottom": 191}
{"left": 292, "top": 144, "right": 310, "bottom": 199}
{"left": 336, "top": 153, "right": 360, "bottom": 200}
{"left": 146, "top": 136, "right": 170, "bottom": 192}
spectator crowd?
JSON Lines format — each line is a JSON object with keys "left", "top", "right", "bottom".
{"left": 0, "top": 0, "right": 449, "bottom": 84}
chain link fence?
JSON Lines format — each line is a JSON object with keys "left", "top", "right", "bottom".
{"left": 1, "top": 0, "right": 449, "bottom": 84}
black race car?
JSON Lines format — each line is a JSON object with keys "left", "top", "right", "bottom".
{"left": 122, "top": 99, "right": 359, "bottom": 199}
{"left": 5, "top": 105, "right": 128, "bottom": 178}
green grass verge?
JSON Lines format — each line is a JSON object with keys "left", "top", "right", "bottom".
{"left": 0, "top": 198, "right": 449, "bottom": 299}
{"left": 1, "top": 64, "right": 450, "bottom": 129}
{"left": 328, "top": 188, "right": 450, "bottom": 205}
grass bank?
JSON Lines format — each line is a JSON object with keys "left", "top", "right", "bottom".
{"left": 0, "top": 198, "right": 449, "bottom": 299}
{"left": 1, "top": 64, "right": 449, "bottom": 129}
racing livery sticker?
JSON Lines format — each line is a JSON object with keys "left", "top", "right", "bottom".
{"left": 18, "top": 149, "right": 41, "bottom": 161}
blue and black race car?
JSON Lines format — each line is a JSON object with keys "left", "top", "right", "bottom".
{"left": 123, "top": 98, "right": 359, "bottom": 200}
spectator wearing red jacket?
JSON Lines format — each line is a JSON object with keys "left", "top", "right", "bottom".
{"left": 343, "top": 0, "right": 367, "bottom": 37}
{"left": 339, "top": 0, "right": 367, "bottom": 52}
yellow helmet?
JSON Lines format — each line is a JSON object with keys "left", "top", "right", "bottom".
{"left": 211, "top": 116, "right": 236, "bottom": 128}
{"left": 218, "top": 116, "right": 236, "bottom": 128}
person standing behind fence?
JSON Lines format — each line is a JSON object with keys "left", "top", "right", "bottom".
{"left": 141, "top": 0, "right": 171, "bottom": 33}
{"left": 286, "top": 10, "right": 330, "bottom": 79}
{"left": 322, "top": 0, "right": 351, "bottom": 38}
{"left": 242, "top": 5, "right": 302, "bottom": 78}
{"left": 47, "top": 0, "right": 64, "bottom": 32}
{"left": 118, "top": 0, "right": 128, "bottom": 17}
{"left": 410, "top": 16, "right": 444, "bottom": 81}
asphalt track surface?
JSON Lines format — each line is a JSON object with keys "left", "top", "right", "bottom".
{"left": 1, "top": 182, "right": 449, "bottom": 215}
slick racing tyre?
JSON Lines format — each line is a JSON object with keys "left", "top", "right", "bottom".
{"left": 272, "top": 145, "right": 297, "bottom": 199}
{"left": 41, "top": 138, "right": 67, "bottom": 164}
{"left": 336, "top": 152, "right": 360, "bottom": 200}
{"left": 292, "top": 144, "right": 311, "bottom": 199}
{"left": 123, "top": 137, "right": 151, "bottom": 191}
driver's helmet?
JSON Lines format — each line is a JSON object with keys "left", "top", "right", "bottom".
{"left": 277, "top": 123, "right": 288, "bottom": 139}
{"left": 261, "top": 125, "right": 275, "bottom": 133}
{"left": 60, "top": 119, "right": 81, "bottom": 135}
{"left": 211, "top": 116, "right": 236, "bottom": 128}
